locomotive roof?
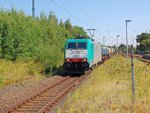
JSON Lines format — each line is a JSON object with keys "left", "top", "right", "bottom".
{"left": 66, "top": 37, "right": 95, "bottom": 42}
{"left": 66, "top": 38, "right": 93, "bottom": 42}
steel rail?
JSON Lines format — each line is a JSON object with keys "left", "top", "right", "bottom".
{"left": 123, "top": 53, "right": 150, "bottom": 64}
{"left": 1, "top": 76, "right": 70, "bottom": 113}
{"left": 1, "top": 72, "right": 89, "bottom": 113}
{"left": 38, "top": 74, "right": 87, "bottom": 113}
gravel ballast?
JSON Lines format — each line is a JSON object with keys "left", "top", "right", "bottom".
{"left": 0, "top": 75, "right": 63, "bottom": 111}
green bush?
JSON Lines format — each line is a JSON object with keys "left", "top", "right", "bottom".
{"left": 0, "top": 9, "right": 88, "bottom": 69}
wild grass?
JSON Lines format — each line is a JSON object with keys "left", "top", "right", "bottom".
{"left": 58, "top": 55, "right": 150, "bottom": 113}
{"left": 0, "top": 59, "right": 45, "bottom": 87}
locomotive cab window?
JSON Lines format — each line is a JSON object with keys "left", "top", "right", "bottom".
{"left": 67, "top": 42, "right": 87, "bottom": 49}
{"left": 67, "top": 42, "right": 76, "bottom": 49}
{"left": 78, "top": 42, "right": 87, "bottom": 49}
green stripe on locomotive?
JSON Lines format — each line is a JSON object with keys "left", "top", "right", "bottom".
{"left": 65, "top": 38, "right": 94, "bottom": 66}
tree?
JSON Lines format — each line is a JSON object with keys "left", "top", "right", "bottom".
{"left": 118, "top": 44, "right": 126, "bottom": 53}
{"left": 59, "top": 19, "right": 65, "bottom": 28}
{"left": 48, "top": 11, "right": 58, "bottom": 25}
{"left": 72, "top": 26, "right": 88, "bottom": 38}
{"left": 136, "top": 33, "right": 150, "bottom": 52}
{"left": 64, "top": 19, "right": 72, "bottom": 33}
{"left": 0, "top": 9, "right": 88, "bottom": 69}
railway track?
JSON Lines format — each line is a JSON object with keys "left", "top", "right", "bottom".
{"left": 138, "top": 58, "right": 150, "bottom": 63}
{"left": 133, "top": 54, "right": 150, "bottom": 64}
{"left": 0, "top": 73, "right": 90, "bottom": 113}
{"left": 122, "top": 53, "right": 150, "bottom": 64}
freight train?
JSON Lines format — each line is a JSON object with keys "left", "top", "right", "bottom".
{"left": 64, "top": 37, "right": 115, "bottom": 74}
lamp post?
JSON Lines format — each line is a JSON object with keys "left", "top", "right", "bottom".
{"left": 116, "top": 35, "right": 120, "bottom": 55}
{"left": 125, "top": 20, "right": 131, "bottom": 58}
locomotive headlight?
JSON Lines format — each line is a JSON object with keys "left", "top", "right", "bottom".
{"left": 66, "top": 58, "right": 70, "bottom": 62}
{"left": 83, "top": 58, "right": 87, "bottom": 62}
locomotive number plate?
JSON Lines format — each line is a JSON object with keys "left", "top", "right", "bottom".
{"left": 73, "top": 55, "right": 79, "bottom": 58}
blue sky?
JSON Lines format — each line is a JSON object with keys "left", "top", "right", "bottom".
{"left": 0, "top": 0, "right": 150, "bottom": 46}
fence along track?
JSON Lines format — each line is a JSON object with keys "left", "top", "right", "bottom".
{"left": 1, "top": 73, "right": 89, "bottom": 113}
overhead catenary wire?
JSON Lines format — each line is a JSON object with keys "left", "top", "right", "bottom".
{"left": 79, "top": 8, "right": 95, "bottom": 24}
{"left": 49, "top": 0, "right": 121, "bottom": 45}
{"left": 80, "top": 7, "right": 122, "bottom": 44}
{"left": 49, "top": 0, "right": 116, "bottom": 39}
{"left": 80, "top": 7, "right": 118, "bottom": 29}
{"left": 50, "top": 0, "right": 87, "bottom": 26}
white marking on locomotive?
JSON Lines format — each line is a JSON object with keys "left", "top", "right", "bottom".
{"left": 66, "top": 50, "right": 87, "bottom": 58}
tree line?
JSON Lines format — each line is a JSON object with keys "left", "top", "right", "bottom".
{"left": 118, "top": 32, "right": 150, "bottom": 54}
{"left": 0, "top": 9, "right": 88, "bottom": 71}
{"left": 136, "top": 33, "right": 150, "bottom": 53}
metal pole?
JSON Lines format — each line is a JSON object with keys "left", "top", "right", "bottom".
{"left": 135, "top": 34, "right": 138, "bottom": 51}
{"left": 125, "top": 20, "right": 131, "bottom": 58}
{"left": 131, "top": 45, "right": 135, "bottom": 102}
{"left": 117, "top": 35, "right": 120, "bottom": 55}
{"left": 103, "top": 36, "right": 105, "bottom": 46}
{"left": 32, "top": 0, "right": 35, "bottom": 18}
{"left": 133, "top": 29, "right": 135, "bottom": 46}
{"left": 126, "top": 21, "right": 128, "bottom": 58}
{"left": 146, "top": 29, "right": 147, "bottom": 33}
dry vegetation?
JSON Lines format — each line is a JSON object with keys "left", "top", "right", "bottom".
{"left": 58, "top": 55, "right": 150, "bottom": 113}
{"left": 0, "top": 59, "right": 44, "bottom": 87}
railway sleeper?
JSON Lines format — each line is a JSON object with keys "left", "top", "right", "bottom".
{"left": 32, "top": 98, "right": 49, "bottom": 102}
{"left": 33, "top": 98, "right": 51, "bottom": 101}
{"left": 24, "top": 103, "right": 45, "bottom": 107}
{"left": 14, "top": 108, "right": 40, "bottom": 112}
{"left": 18, "top": 106, "right": 42, "bottom": 109}
{"left": 11, "top": 111, "right": 36, "bottom": 113}
{"left": 32, "top": 100, "right": 49, "bottom": 103}
{"left": 39, "top": 92, "right": 57, "bottom": 96}
{"left": 36, "top": 97, "right": 53, "bottom": 99}
{"left": 40, "top": 93, "right": 57, "bottom": 97}
{"left": 12, "top": 109, "right": 39, "bottom": 113}
{"left": 24, "top": 104, "right": 44, "bottom": 107}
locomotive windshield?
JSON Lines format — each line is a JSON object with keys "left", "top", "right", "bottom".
{"left": 68, "top": 42, "right": 76, "bottom": 49}
{"left": 78, "top": 42, "right": 87, "bottom": 49}
{"left": 67, "top": 42, "right": 87, "bottom": 49}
